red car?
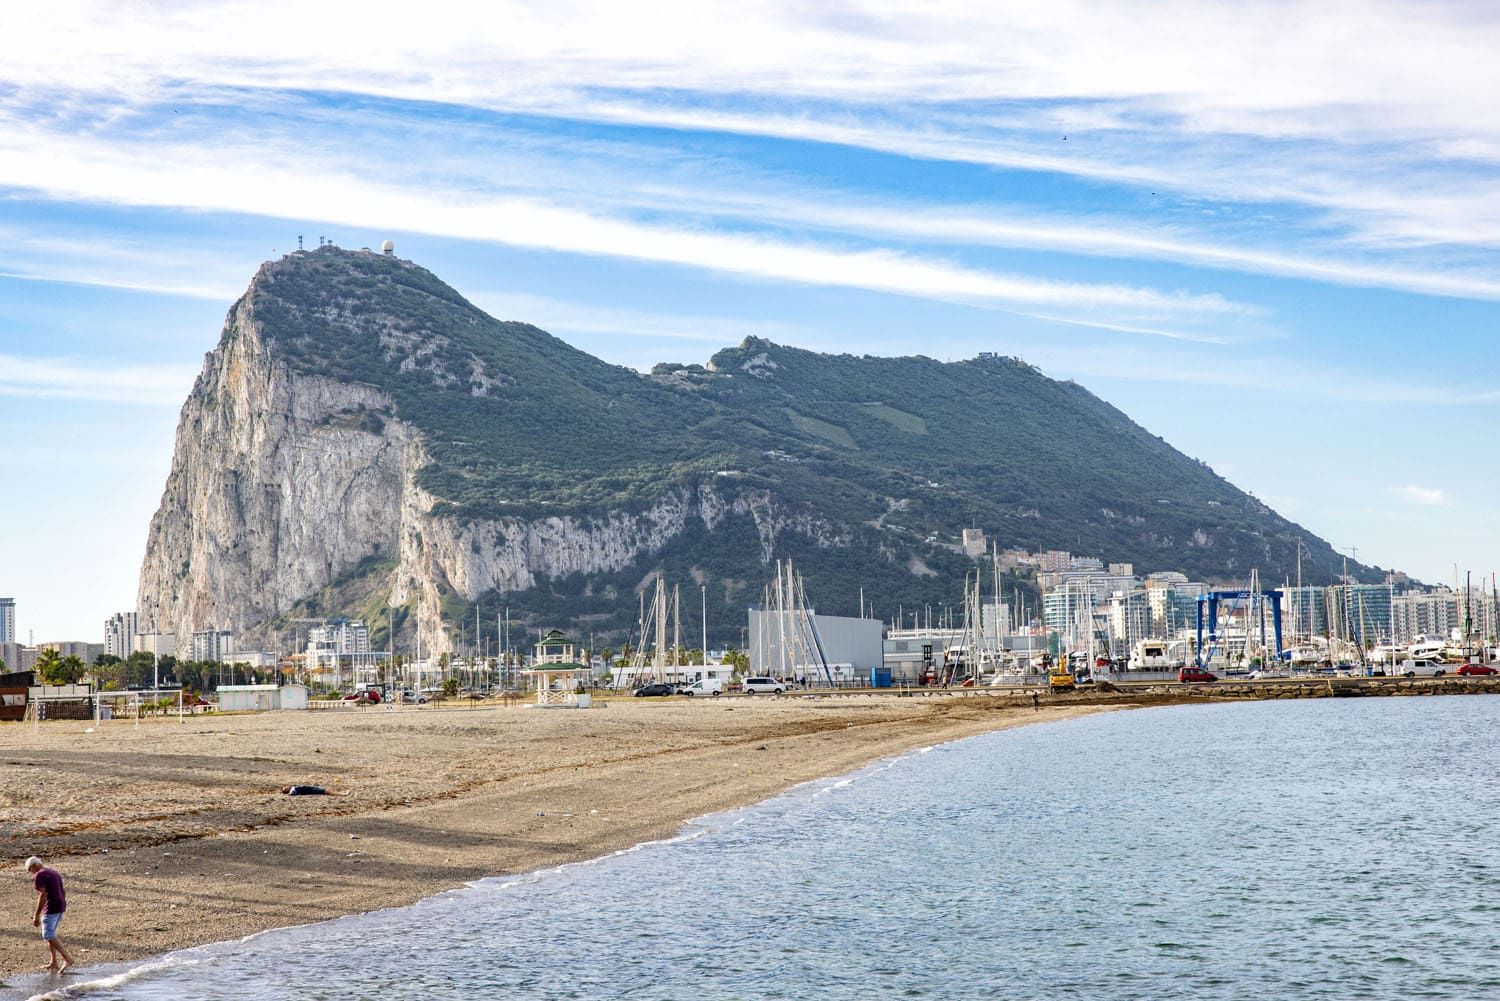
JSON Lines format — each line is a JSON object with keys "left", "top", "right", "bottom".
{"left": 1458, "top": 664, "right": 1499, "bottom": 676}
{"left": 1178, "top": 667, "right": 1218, "bottom": 683}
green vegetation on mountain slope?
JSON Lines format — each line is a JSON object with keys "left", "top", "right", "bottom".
{"left": 236, "top": 248, "right": 1378, "bottom": 643}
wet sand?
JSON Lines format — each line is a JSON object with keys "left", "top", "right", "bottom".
{"left": 0, "top": 692, "right": 1140, "bottom": 980}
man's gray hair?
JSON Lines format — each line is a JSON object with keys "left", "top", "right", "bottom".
{"left": 24, "top": 856, "right": 42, "bottom": 871}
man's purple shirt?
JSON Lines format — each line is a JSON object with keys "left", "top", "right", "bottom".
{"left": 34, "top": 867, "right": 65, "bottom": 914}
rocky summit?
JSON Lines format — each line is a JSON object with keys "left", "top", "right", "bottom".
{"left": 137, "top": 247, "right": 1372, "bottom": 652}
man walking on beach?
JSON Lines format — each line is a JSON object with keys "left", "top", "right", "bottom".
{"left": 25, "top": 856, "right": 73, "bottom": 973}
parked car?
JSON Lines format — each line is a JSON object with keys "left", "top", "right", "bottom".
{"left": 742, "top": 676, "right": 787, "bottom": 695}
{"left": 396, "top": 689, "right": 429, "bottom": 704}
{"left": 340, "top": 688, "right": 382, "bottom": 705}
{"left": 1458, "top": 663, "right": 1499, "bottom": 676}
{"left": 679, "top": 678, "right": 724, "bottom": 697}
{"left": 634, "top": 683, "right": 676, "bottom": 697}
{"left": 1178, "top": 667, "right": 1218, "bottom": 684}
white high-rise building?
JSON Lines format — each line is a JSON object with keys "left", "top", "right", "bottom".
{"left": 1106, "top": 589, "right": 1152, "bottom": 657}
{"left": 981, "top": 601, "right": 1012, "bottom": 645}
{"left": 190, "top": 629, "right": 235, "bottom": 663}
{"left": 304, "top": 620, "right": 371, "bottom": 670}
{"left": 0, "top": 598, "right": 14, "bottom": 645}
{"left": 104, "top": 611, "right": 138, "bottom": 658}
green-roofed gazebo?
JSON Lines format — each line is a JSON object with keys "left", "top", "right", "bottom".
{"left": 523, "top": 630, "right": 590, "bottom": 707}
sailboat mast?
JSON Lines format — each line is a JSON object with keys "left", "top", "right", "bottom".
{"left": 1296, "top": 539, "right": 1303, "bottom": 646}
{"left": 776, "top": 561, "right": 789, "bottom": 679}
{"left": 1466, "top": 570, "right": 1474, "bottom": 660}
{"left": 655, "top": 576, "right": 667, "bottom": 679}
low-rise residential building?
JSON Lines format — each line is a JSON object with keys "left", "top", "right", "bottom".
{"left": 38, "top": 640, "right": 102, "bottom": 662}
{"left": 0, "top": 642, "right": 35, "bottom": 672}
{"left": 133, "top": 633, "right": 177, "bottom": 658}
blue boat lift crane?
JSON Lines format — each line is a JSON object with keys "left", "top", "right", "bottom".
{"left": 1195, "top": 590, "right": 1284, "bottom": 669}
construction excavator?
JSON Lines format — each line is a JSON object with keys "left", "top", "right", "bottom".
{"left": 1045, "top": 653, "right": 1076, "bottom": 692}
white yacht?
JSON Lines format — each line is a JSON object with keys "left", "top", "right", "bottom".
{"left": 1127, "top": 638, "right": 1186, "bottom": 671}
{"left": 1406, "top": 637, "right": 1446, "bottom": 661}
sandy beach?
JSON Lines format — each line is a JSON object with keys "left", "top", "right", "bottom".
{"left": 0, "top": 691, "right": 1152, "bottom": 980}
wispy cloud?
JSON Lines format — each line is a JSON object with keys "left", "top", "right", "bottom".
{"left": 1393, "top": 484, "right": 1449, "bottom": 507}
{"left": 7, "top": 2, "right": 1497, "bottom": 136}
{"left": 8, "top": 1, "right": 1500, "bottom": 260}
{"left": 0, "top": 224, "right": 247, "bottom": 300}
{"left": 678, "top": 191, "right": 1500, "bottom": 303}
{"left": 0, "top": 267, "right": 235, "bottom": 302}
{"left": 0, "top": 123, "right": 1257, "bottom": 337}
{"left": 0, "top": 353, "right": 198, "bottom": 405}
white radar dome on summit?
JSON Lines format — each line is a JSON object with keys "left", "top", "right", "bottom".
{"left": 381, "top": 240, "right": 395, "bottom": 255}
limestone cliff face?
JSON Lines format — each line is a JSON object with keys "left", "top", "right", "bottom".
{"left": 390, "top": 483, "right": 849, "bottom": 649}
{"left": 136, "top": 286, "right": 414, "bottom": 645}
{"left": 136, "top": 253, "right": 836, "bottom": 653}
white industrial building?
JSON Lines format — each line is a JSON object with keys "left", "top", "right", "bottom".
{"left": 747, "top": 608, "right": 883, "bottom": 683}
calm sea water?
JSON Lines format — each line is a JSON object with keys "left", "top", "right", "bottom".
{"left": 27, "top": 697, "right": 1500, "bottom": 1000}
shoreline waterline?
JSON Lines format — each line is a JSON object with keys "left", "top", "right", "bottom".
{"left": 11, "top": 711, "right": 1122, "bottom": 1001}
{"left": 0, "top": 695, "right": 1129, "bottom": 991}
{"left": 5, "top": 704, "right": 1118, "bottom": 1000}
{"left": 22, "top": 694, "right": 1499, "bottom": 1001}
{"left": 8, "top": 690, "right": 1488, "bottom": 996}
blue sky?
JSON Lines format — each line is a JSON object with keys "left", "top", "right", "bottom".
{"left": 3, "top": 1, "right": 1499, "bottom": 640}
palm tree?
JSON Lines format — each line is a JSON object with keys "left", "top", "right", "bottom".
{"left": 59, "top": 655, "right": 85, "bottom": 684}
{"left": 34, "top": 648, "right": 63, "bottom": 684}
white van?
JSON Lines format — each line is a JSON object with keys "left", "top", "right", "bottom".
{"left": 680, "top": 678, "right": 724, "bottom": 697}
{"left": 742, "top": 676, "right": 787, "bottom": 694}
{"left": 1399, "top": 658, "right": 1448, "bottom": 678}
